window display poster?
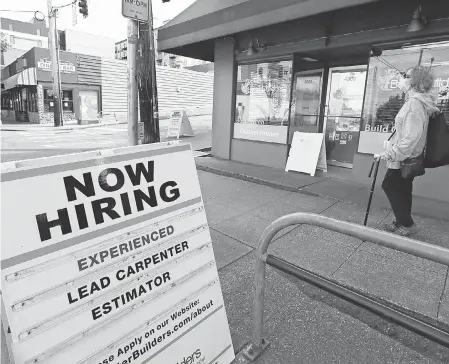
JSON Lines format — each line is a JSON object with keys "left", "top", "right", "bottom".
{"left": 234, "top": 61, "right": 293, "bottom": 143}
{"left": 233, "top": 123, "right": 288, "bottom": 144}
{"left": 291, "top": 74, "right": 321, "bottom": 126}
{"left": 295, "top": 75, "right": 321, "bottom": 114}
{"left": 327, "top": 71, "right": 367, "bottom": 118}
{"left": 361, "top": 43, "right": 449, "bottom": 150}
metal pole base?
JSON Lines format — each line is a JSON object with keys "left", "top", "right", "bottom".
{"left": 242, "top": 339, "right": 270, "bottom": 361}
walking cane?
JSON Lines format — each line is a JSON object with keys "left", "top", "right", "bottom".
{"left": 363, "top": 130, "right": 396, "bottom": 226}
{"left": 363, "top": 157, "right": 380, "bottom": 226}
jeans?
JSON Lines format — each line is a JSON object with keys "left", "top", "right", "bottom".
{"left": 381, "top": 169, "right": 415, "bottom": 227}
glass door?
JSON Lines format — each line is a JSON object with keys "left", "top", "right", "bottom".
{"left": 324, "top": 66, "right": 367, "bottom": 168}
{"left": 288, "top": 70, "right": 323, "bottom": 144}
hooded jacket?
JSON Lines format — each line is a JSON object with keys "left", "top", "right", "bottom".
{"left": 384, "top": 90, "right": 440, "bottom": 169}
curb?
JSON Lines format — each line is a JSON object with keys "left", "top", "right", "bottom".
{"left": 1, "top": 121, "right": 126, "bottom": 132}
{"left": 196, "top": 163, "right": 334, "bottom": 198}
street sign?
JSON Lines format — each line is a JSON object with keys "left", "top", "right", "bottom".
{"left": 122, "top": 0, "right": 149, "bottom": 22}
{"left": 1, "top": 144, "right": 234, "bottom": 364}
{"left": 138, "top": 122, "right": 144, "bottom": 142}
{"left": 72, "top": 3, "right": 77, "bottom": 26}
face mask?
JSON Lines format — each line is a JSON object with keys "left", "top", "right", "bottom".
{"left": 397, "top": 76, "right": 411, "bottom": 91}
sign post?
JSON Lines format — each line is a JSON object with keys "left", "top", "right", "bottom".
{"left": 1, "top": 144, "right": 235, "bottom": 364}
{"left": 127, "top": 19, "right": 139, "bottom": 146}
{"left": 71, "top": 2, "right": 77, "bottom": 26}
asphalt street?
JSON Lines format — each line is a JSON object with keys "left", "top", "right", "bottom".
{"left": 1, "top": 122, "right": 212, "bottom": 162}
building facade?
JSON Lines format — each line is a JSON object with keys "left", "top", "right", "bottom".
{"left": 1, "top": 17, "right": 116, "bottom": 70}
{"left": 1, "top": 17, "right": 49, "bottom": 69}
{"left": 115, "top": 28, "right": 209, "bottom": 69}
{"left": 1, "top": 47, "right": 101, "bottom": 124}
{"left": 1, "top": 47, "right": 214, "bottom": 124}
{"left": 157, "top": 0, "right": 449, "bottom": 203}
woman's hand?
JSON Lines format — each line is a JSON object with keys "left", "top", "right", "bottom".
{"left": 384, "top": 140, "right": 392, "bottom": 150}
{"left": 374, "top": 152, "right": 390, "bottom": 161}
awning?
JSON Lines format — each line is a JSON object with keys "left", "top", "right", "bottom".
{"left": 157, "top": 0, "right": 381, "bottom": 59}
{"left": 3, "top": 67, "right": 37, "bottom": 90}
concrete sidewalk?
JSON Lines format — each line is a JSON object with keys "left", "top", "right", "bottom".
{"left": 195, "top": 156, "right": 449, "bottom": 222}
{"left": 197, "top": 171, "right": 449, "bottom": 363}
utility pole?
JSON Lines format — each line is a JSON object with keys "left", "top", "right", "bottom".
{"left": 54, "top": 8, "right": 63, "bottom": 126}
{"left": 47, "top": 0, "right": 62, "bottom": 127}
{"left": 127, "top": 19, "right": 139, "bottom": 145}
{"left": 137, "top": 0, "right": 160, "bottom": 144}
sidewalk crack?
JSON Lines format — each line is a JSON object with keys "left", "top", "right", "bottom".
{"left": 209, "top": 226, "right": 255, "bottom": 250}
{"left": 217, "top": 249, "right": 254, "bottom": 271}
{"left": 297, "top": 177, "right": 331, "bottom": 189}
{"left": 318, "top": 200, "right": 339, "bottom": 214}
{"left": 436, "top": 267, "right": 449, "bottom": 320}
{"left": 330, "top": 240, "right": 364, "bottom": 277}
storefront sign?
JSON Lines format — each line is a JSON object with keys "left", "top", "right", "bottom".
{"left": 377, "top": 68, "right": 449, "bottom": 93}
{"left": 1, "top": 144, "right": 234, "bottom": 364}
{"left": 233, "top": 124, "right": 288, "bottom": 144}
{"left": 37, "top": 58, "right": 76, "bottom": 73}
{"left": 364, "top": 124, "right": 395, "bottom": 133}
{"left": 14, "top": 58, "right": 28, "bottom": 74}
{"left": 358, "top": 131, "right": 392, "bottom": 155}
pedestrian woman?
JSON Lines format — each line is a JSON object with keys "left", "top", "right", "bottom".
{"left": 375, "top": 65, "right": 439, "bottom": 236}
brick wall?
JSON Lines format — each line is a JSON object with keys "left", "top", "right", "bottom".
{"left": 38, "top": 112, "right": 76, "bottom": 124}
{"left": 34, "top": 85, "right": 76, "bottom": 124}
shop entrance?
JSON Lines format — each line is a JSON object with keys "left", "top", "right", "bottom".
{"left": 79, "top": 90, "right": 99, "bottom": 122}
{"left": 288, "top": 69, "right": 324, "bottom": 143}
{"left": 323, "top": 66, "right": 367, "bottom": 168}
{"left": 289, "top": 62, "right": 368, "bottom": 168}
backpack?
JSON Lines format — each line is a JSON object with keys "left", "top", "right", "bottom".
{"left": 424, "top": 110, "right": 449, "bottom": 168}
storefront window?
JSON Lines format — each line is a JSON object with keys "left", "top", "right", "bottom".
{"left": 234, "top": 60, "right": 292, "bottom": 144}
{"left": 62, "top": 90, "right": 74, "bottom": 112}
{"left": 44, "top": 89, "right": 74, "bottom": 112}
{"left": 360, "top": 41, "right": 449, "bottom": 154}
{"left": 25, "top": 87, "right": 38, "bottom": 112}
{"left": 44, "top": 88, "right": 55, "bottom": 112}
{"left": 6, "top": 87, "right": 37, "bottom": 112}
{"left": 1, "top": 92, "right": 12, "bottom": 110}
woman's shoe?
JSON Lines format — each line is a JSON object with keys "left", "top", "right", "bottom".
{"left": 396, "top": 224, "right": 420, "bottom": 237}
{"left": 382, "top": 221, "right": 400, "bottom": 232}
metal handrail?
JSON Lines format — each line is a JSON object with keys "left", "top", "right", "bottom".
{"left": 243, "top": 213, "right": 449, "bottom": 361}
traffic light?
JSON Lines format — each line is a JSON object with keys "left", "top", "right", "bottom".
{"left": 79, "top": 0, "right": 88, "bottom": 18}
